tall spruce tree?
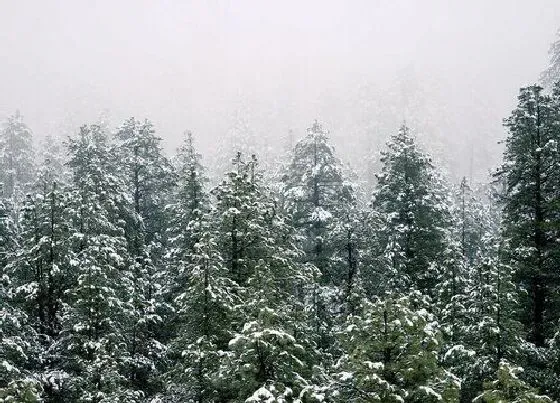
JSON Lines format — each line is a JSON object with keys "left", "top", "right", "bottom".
{"left": 0, "top": 111, "right": 35, "bottom": 198}
{"left": 6, "top": 155, "right": 72, "bottom": 399}
{"left": 217, "top": 154, "right": 318, "bottom": 401}
{"left": 456, "top": 178, "right": 486, "bottom": 266}
{"left": 333, "top": 292, "right": 460, "bottom": 402}
{"left": 282, "top": 120, "right": 355, "bottom": 285}
{"left": 0, "top": 184, "right": 16, "bottom": 275}
{"left": 458, "top": 235, "right": 522, "bottom": 402}
{"left": 114, "top": 117, "right": 173, "bottom": 259}
{"left": 166, "top": 224, "right": 239, "bottom": 402}
{"left": 370, "top": 124, "right": 451, "bottom": 297}
{"left": 164, "top": 133, "right": 224, "bottom": 402}
{"left": 496, "top": 84, "right": 560, "bottom": 401}
{"left": 114, "top": 117, "right": 174, "bottom": 396}
{"left": 211, "top": 152, "right": 265, "bottom": 285}
{"left": 281, "top": 121, "right": 356, "bottom": 356}
{"left": 0, "top": 186, "right": 43, "bottom": 401}
{"left": 499, "top": 85, "right": 560, "bottom": 347}
{"left": 430, "top": 170, "right": 466, "bottom": 340}
{"left": 166, "top": 131, "right": 209, "bottom": 300}
{"left": 57, "top": 125, "right": 139, "bottom": 402}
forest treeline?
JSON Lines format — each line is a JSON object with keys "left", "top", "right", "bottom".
{"left": 1, "top": 79, "right": 560, "bottom": 402}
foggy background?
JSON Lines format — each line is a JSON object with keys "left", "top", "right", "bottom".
{"left": 1, "top": 0, "right": 559, "bottom": 182}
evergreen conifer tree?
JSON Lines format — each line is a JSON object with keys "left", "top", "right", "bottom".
{"left": 333, "top": 292, "right": 460, "bottom": 402}
{"left": 166, "top": 225, "right": 239, "bottom": 402}
{"left": 0, "top": 110, "right": 35, "bottom": 198}
{"left": 282, "top": 121, "right": 355, "bottom": 285}
{"left": 370, "top": 124, "right": 450, "bottom": 297}
{"left": 218, "top": 154, "right": 318, "bottom": 401}
{"left": 166, "top": 131, "right": 209, "bottom": 300}
{"left": 499, "top": 85, "right": 560, "bottom": 347}
{"left": 0, "top": 187, "right": 42, "bottom": 401}
{"left": 57, "top": 125, "right": 139, "bottom": 402}
{"left": 6, "top": 155, "right": 73, "bottom": 399}
{"left": 114, "top": 117, "right": 175, "bottom": 396}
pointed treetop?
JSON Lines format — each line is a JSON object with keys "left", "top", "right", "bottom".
{"left": 307, "top": 119, "right": 328, "bottom": 136}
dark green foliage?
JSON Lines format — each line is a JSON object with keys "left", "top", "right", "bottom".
{"left": 282, "top": 121, "right": 355, "bottom": 285}
{"left": 0, "top": 85, "right": 558, "bottom": 402}
{"left": 56, "top": 125, "right": 138, "bottom": 402}
{"left": 114, "top": 117, "right": 175, "bottom": 396}
{"left": 370, "top": 124, "right": 451, "bottom": 296}
{"left": 499, "top": 85, "right": 560, "bottom": 346}
{"left": 0, "top": 111, "right": 35, "bottom": 198}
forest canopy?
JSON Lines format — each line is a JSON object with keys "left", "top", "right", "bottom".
{"left": 2, "top": 8, "right": 560, "bottom": 403}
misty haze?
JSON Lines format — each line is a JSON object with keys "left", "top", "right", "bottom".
{"left": 2, "top": 1, "right": 560, "bottom": 402}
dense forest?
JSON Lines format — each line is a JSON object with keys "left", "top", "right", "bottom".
{"left": 2, "top": 26, "right": 560, "bottom": 403}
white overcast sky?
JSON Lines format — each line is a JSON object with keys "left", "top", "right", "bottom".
{"left": 1, "top": 0, "right": 559, "bottom": 177}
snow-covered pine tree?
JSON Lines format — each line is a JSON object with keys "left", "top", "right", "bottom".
{"left": 281, "top": 121, "right": 357, "bottom": 356}
{"left": 113, "top": 117, "right": 175, "bottom": 396}
{"left": 333, "top": 292, "right": 460, "bottom": 402}
{"left": 163, "top": 132, "right": 224, "bottom": 402}
{"left": 114, "top": 117, "right": 174, "bottom": 261}
{"left": 166, "top": 223, "right": 240, "bottom": 402}
{"left": 57, "top": 124, "right": 139, "bottom": 402}
{"left": 496, "top": 84, "right": 560, "bottom": 400}
{"left": 458, "top": 234, "right": 522, "bottom": 402}
{"left": 370, "top": 124, "right": 451, "bottom": 297}
{"left": 0, "top": 185, "right": 42, "bottom": 401}
{"left": 39, "top": 134, "right": 70, "bottom": 185}
{"left": 282, "top": 120, "right": 355, "bottom": 286}
{"left": 456, "top": 178, "right": 486, "bottom": 266}
{"left": 17, "top": 157, "right": 70, "bottom": 334}
{"left": 540, "top": 84, "right": 560, "bottom": 399}
{"left": 0, "top": 110, "right": 35, "bottom": 198}
{"left": 6, "top": 154, "right": 73, "bottom": 399}
{"left": 440, "top": 180, "right": 502, "bottom": 400}
{"left": 473, "top": 360, "right": 553, "bottom": 403}
{"left": 499, "top": 85, "right": 560, "bottom": 347}
{"left": 218, "top": 154, "right": 318, "bottom": 401}
{"left": 0, "top": 184, "right": 16, "bottom": 277}
{"left": 211, "top": 152, "right": 265, "bottom": 286}
{"left": 429, "top": 169, "right": 466, "bottom": 338}
{"left": 166, "top": 131, "right": 209, "bottom": 302}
